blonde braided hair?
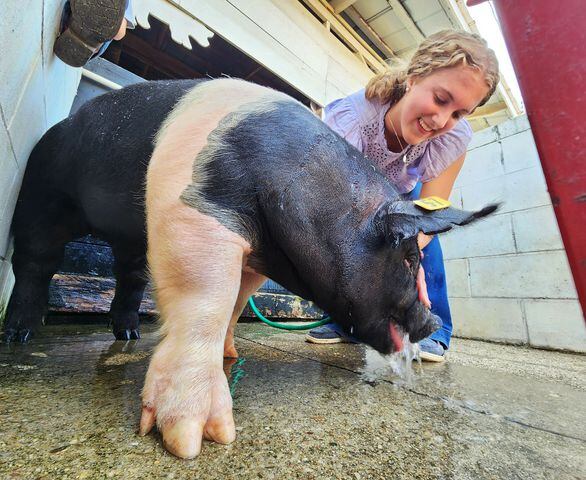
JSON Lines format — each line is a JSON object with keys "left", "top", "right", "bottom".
{"left": 365, "top": 30, "right": 499, "bottom": 108}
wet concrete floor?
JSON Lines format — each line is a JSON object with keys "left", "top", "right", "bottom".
{"left": 0, "top": 321, "right": 585, "bottom": 479}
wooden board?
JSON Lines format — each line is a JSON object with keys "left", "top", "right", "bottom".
{"left": 48, "top": 273, "right": 325, "bottom": 320}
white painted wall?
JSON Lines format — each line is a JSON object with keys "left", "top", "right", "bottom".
{"left": 0, "top": 0, "right": 81, "bottom": 309}
{"left": 444, "top": 115, "right": 586, "bottom": 353}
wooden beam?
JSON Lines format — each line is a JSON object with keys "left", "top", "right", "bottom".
{"left": 245, "top": 65, "right": 263, "bottom": 80}
{"left": 48, "top": 274, "right": 156, "bottom": 315}
{"left": 121, "top": 33, "right": 202, "bottom": 79}
{"left": 155, "top": 23, "right": 170, "bottom": 50}
{"left": 467, "top": 101, "right": 508, "bottom": 120}
{"left": 299, "top": 0, "right": 386, "bottom": 72}
{"left": 108, "top": 44, "right": 122, "bottom": 64}
{"left": 329, "top": 0, "right": 358, "bottom": 14}
{"left": 48, "top": 274, "right": 323, "bottom": 320}
{"left": 387, "top": 0, "right": 425, "bottom": 42}
{"left": 345, "top": 6, "right": 397, "bottom": 59}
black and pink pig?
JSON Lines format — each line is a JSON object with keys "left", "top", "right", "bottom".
{"left": 3, "top": 78, "right": 496, "bottom": 458}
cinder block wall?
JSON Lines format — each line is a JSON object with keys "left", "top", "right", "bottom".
{"left": 444, "top": 115, "right": 585, "bottom": 353}
{"left": 0, "top": 0, "right": 81, "bottom": 309}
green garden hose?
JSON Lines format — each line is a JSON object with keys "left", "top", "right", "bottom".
{"left": 247, "top": 297, "right": 330, "bottom": 330}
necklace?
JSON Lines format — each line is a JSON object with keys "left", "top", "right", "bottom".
{"left": 387, "top": 113, "right": 409, "bottom": 165}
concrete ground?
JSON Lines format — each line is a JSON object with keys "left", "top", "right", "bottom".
{"left": 0, "top": 321, "right": 584, "bottom": 480}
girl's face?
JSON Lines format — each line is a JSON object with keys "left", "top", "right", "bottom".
{"left": 392, "top": 65, "right": 490, "bottom": 145}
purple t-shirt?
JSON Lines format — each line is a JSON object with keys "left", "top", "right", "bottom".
{"left": 324, "top": 89, "right": 473, "bottom": 193}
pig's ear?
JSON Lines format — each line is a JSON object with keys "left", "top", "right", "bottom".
{"left": 374, "top": 200, "right": 499, "bottom": 246}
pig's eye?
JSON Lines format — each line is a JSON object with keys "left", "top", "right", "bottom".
{"left": 404, "top": 254, "right": 419, "bottom": 271}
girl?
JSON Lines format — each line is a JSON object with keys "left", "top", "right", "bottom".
{"left": 306, "top": 30, "right": 499, "bottom": 362}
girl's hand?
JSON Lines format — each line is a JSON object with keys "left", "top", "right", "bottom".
{"left": 416, "top": 257, "right": 432, "bottom": 309}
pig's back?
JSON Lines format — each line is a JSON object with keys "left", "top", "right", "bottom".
{"left": 40, "top": 80, "right": 203, "bottom": 240}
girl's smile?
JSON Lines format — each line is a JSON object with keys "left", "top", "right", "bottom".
{"left": 385, "top": 65, "right": 490, "bottom": 150}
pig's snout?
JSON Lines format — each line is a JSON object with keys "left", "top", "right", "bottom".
{"left": 402, "top": 301, "right": 442, "bottom": 343}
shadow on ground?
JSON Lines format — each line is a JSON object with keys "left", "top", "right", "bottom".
{"left": 0, "top": 321, "right": 584, "bottom": 479}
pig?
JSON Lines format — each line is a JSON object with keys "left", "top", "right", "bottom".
{"left": 2, "top": 78, "right": 496, "bottom": 458}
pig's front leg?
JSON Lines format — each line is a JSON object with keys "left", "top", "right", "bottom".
{"left": 139, "top": 319, "right": 235, "bottom": 458}
{"left": 139, "top": 212, "right": 249, "bottom": 459}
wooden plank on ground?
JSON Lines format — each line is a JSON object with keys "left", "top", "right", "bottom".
{"left": 48, "top": 274, "right": 324, "bottom": 320}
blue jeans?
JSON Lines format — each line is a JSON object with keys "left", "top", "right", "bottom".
{"left": 405, "top": 183, "right": 452, "bottom": 349}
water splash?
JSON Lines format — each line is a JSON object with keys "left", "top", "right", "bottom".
{"left": 361, "top": 334, "right": 420, "bottom": 386}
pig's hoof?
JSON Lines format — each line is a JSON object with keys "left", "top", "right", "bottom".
{"left": 1, "top": 328, "right": 33, "bottom": 344}
{"left": 155, "top": 410, "right": 236, "bottom": 459}
{"left": 140, "top": 347, "right": 236, "bottom": 458}
{"left": 162, "top": 418, "right": 205, "bottom": 459}
{"left": 114, "top": 329, "right": 140, "bottom": 341}
{"left": 17, "top": 329, "right": 33, "bottom": 343}
{"left": 1, "top": 328, "right": 18, "bottom": 344}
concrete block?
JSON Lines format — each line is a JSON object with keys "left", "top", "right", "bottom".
{"left": 43, "top": 55, "right": 81, "bottom": 129}
{"left": 42, "top": 0, "right": 67, "bottom": 67}
{"left": 501, "top": 130, "right": 541, "bottom": 173}
{"left": 513, "top": 205, "right": 564, "bottom": 253}
{"left": 0, "top": 122, "right": 18, "bottom": 194}
{"left": 467, "top": 125, "right": 498, "bottom": 150}
{"left": 497, "top": 114, "right": 531, "bottom": 138}
{"left": 460, "top": 166, "right": 550, "bottom": 215}
{"left": 455, "top": 140, "right": 505, "bottom": 188}
{"left": 469, "top": 251, "right": 578, "bottom": 299}
{"left": 0, "top": 125, "right": 19, "bottom": 259}
{"left": 0, "top": 258, "right": 15, "bottom": 311}
{"left": 445, "top": 259, "right": 470, "bottom": 298}
{"left": 7, "top": 57, "right": 47, "bottom": 167}
{"left": 441, "top": 213, "right": 515, "bottom": 260}
{"left": 524, "top": 299, "right": 586, "bottom": 353}
{"left": 0, "top": 167, "right": 23, "bottom": 258}
{"left": 43, "top": 0, "right": 81, "bottom": 128}
{"left": 450, "top": 297, "right": 527, "bottom": 344}
{"left": 0, "top": 0, "right": 43, "bottom": 123}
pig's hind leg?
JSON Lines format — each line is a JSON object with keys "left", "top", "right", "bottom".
{"left": 2, "top": 196, "right": 85, "bottom": 343}
{"left": 109, "top": 244, "right": 147, "bottom": 340}
{"left": 140, "top": 205, "right": 250, "bottom": 459}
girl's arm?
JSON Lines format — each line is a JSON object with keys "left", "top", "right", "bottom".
{"left": 417, "top": 153, "right": 466, "bottom": 250}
